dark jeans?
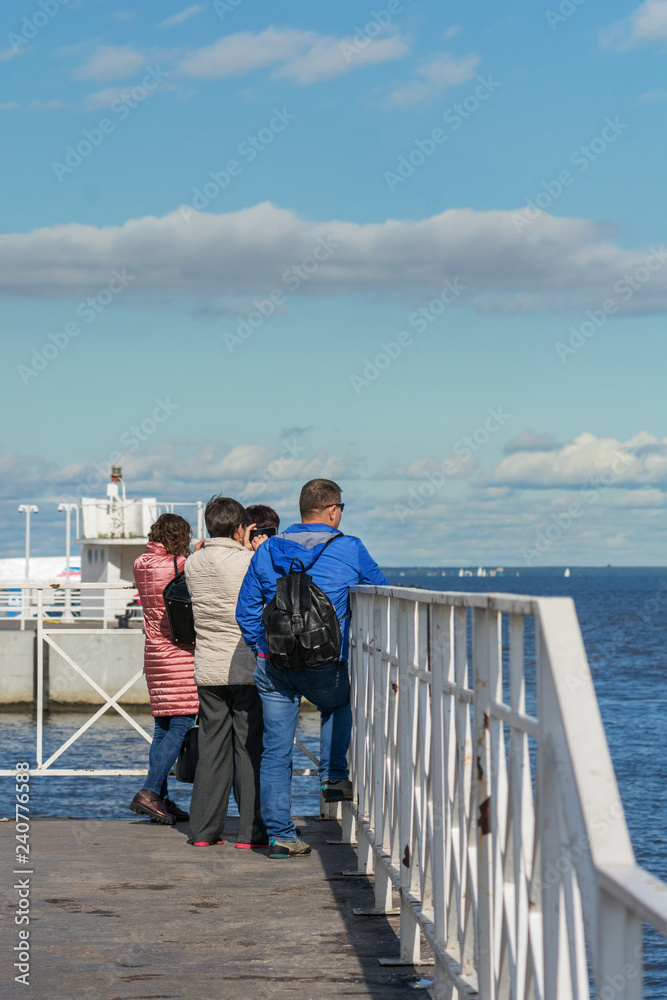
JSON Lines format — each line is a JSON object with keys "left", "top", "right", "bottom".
{"left": 144, "top": 715, "right": 196, "bottom": 799}
{"left": 189, "top": 684, "right": 266, "bottom": 845}
{"left": 254, "top": 656, "right": 352, "bottom": 842}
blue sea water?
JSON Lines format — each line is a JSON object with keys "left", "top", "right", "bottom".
{"left": 1, "top": 566, "right": 666, "bottom": 988}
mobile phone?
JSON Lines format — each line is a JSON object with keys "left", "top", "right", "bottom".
{"left": 249, "top": 526, "right": 277, "bottom": 540}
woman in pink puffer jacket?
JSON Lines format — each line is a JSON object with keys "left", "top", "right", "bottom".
{"left": 130, "top": 513, "right": 199, "bottom": 826}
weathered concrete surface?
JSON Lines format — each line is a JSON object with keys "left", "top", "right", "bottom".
{"left": 1, "top": 817, "right": 431, "bottom": 1000}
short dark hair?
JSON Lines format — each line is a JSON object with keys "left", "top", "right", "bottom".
{"left": 148, "top": 513, "right": 192, "bottom": 557}
{"left": 299, "top": 479, "right": 342, "bottom": 519}
{"left": 245, "top": 504, "right": 280, "bottom": 530}
{"left": 205, "top": 496, "right": 246, "bottom": 539}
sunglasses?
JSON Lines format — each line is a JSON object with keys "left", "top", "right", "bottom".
{"left": 330, "top": 503, "right": 345, "bottom": 511}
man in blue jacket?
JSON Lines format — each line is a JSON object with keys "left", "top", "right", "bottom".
{"left": 236, "top": 478, "right": 388, "bottom": 859}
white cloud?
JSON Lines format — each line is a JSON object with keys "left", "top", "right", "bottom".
{"left": 176, "top": 25, "right": 410, "bottom": 82}
{"left": 503, "top": 430, "right": 558, "bottom": 454}
{"left": 640, "top": 88, "right": 667, "bottom": 101}
{"left": 385, "top": 51, "right": 480, "bottom": 107}
{"left": 74, "top": 45, "right": 146, "bottom": 81}
{"left": 177, "top": 27, "right": 315, "bottom": 78}
{"left": 276, "top": 32, "right": 410, "bottom": 84}
{"left": 602, "top": 0, "right": 667, "bottom": 48}
{"left": 0, "top": 439, "right": 360, "bottom": 504}
{"left": 610, "top": 488, "right": 666, "bottom": 507}
{"left": 1, "top": 203, "right": 667, "bottom": 313}
{"left": 159, "top": 5, "right": 205, "bottom": 28}
{"left": 485, "top": 431, "right": 667, "bottom": 489}
{"left": 28, "top": 99, "right": 64, "bottom": 111}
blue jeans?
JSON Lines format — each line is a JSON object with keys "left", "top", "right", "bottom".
{"left": 254, "top": 656, "right": 352, "bottom": 842}
{"left": 144, "top": 715, "right": 196, "bottom": 799}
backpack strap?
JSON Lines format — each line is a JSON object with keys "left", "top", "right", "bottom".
{"left": 306, "top": 533, "right": 343, "bottom": 572}
{"left": 173, "top": 556, "right": 179, "bottom": 575}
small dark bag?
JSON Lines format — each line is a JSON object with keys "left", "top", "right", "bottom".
{"left": 163, "top": 556, "right": 196, "bottom": 646}
{"left": 262, "top": 534, "right": 343, "bottom": 670}
{"left": 175, "top": 721, "right": 199, "bottom": 783}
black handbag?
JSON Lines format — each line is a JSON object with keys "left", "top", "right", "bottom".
{"left": 163, "top": 556, "right": 196, "bottom": 645}
{"left": 175, "top": 721, "right": 199, "bottom": 783}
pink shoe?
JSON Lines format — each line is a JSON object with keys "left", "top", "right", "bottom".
{"left": 235, "top": 841, "right": 269, "bottom": 849}
{"left": 192, "top": 840, "right": 224, "bottom": 847}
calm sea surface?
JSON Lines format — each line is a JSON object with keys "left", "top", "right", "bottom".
{"left": 1, "top": 567, "right": 666, "bottom": 988}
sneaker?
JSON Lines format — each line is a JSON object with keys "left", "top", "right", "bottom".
{"left": 268, "top": 837, "right": 312, "bottom": 859}
{"left": 191, "top": 840, "right": 225, "bottom": 847}
{"left": 320, "top": 779, "right": 353, "bottom": 802}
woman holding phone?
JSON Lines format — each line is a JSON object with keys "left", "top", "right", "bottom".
{"left": 184, "top": 498, "right": 278, "bottom": 848}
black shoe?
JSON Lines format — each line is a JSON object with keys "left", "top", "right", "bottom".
{"left": 129, "top": 790, "right": 175, "bottom": 825}
{"left": 164, "top": 798, "right": 189, "bottom": 821}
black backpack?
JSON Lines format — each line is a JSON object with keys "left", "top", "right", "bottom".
{"left": 163, "top": 556, "right": 196, "bottom": 646}
{"left": 262, "top": 534, "right": 343, "bottom": 669}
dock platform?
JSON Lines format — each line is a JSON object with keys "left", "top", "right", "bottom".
{"left": 1, "top": 816, "right": 430, "bottom": 999}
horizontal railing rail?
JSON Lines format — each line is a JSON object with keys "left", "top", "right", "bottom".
{"left": 0, "top": 579, "right": 143, "bottom": 628}
{"left": 0, "top": 582, "right": 326, "bottom": 807}
{"left": 347, "top": 584, "right": 667, "bottom": 1000}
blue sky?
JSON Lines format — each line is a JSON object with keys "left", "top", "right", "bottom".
{"left": 1, "top": 0, "right": 667, "bottom": 565}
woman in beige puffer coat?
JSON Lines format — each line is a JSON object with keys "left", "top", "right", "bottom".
{"left": 184, "top": 496, "right": 270, "bottom": 848}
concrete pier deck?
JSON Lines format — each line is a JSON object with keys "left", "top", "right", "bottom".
{"left": 1, "top": 816, "right": 432, "bottom": 1000}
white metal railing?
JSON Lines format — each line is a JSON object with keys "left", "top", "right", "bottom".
{"left": 347, "top": 585, "right": 667, "bottom": 1000}
{"left": 0, "top": 582, "right": 324, "bottom": 799}
{"left": 0, "top": 580, "right": 143, "bottom": 628}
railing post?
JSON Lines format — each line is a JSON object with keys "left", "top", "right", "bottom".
{"left": 597, "top": 890, "right": 642, "bottom": 1000}
{"left": 354, "top": 593, "right": 373, "bottom": 875}
{"left": 398, "top": 598, "right": 420, "bottom": 964}
{"left": 473, "top": 606, "right": 495, "bottom": 1000}
{"left": 36, "top": 589, "right": 43, "bottom": 767}
{"left": 430, "top": 602, "right": 450, "bottom": 984}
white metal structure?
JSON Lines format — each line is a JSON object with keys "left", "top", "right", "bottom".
{"left": 0, "top": 582, "right": 323, "bottom": 797}
{"left": 347, "top": 585, "right": 667, "bottom": 999}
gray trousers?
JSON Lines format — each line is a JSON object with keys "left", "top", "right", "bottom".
{"left": 189, "top": 684, "right": 267, "bottom": 845}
